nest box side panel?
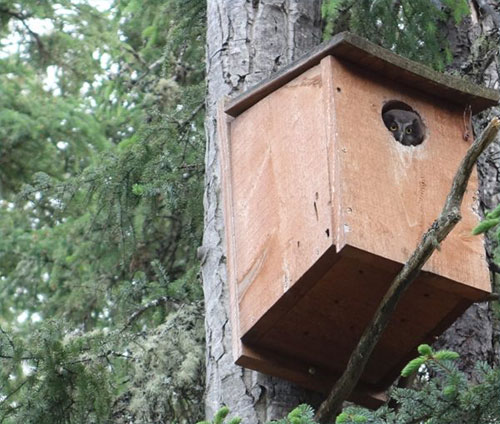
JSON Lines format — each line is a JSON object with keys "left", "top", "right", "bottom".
{"left": 227, "top": 64, "right": 334, "bottom": 340}
{"left": 328, "top": 58, "right": 490, "bottom": 296}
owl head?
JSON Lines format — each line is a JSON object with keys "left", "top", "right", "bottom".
{"left": 382, "top": 109, "right": 425, "bottom": 146}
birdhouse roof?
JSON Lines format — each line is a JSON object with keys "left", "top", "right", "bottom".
{"left": 225, "top": 32, "right": 499, "bottom": 117}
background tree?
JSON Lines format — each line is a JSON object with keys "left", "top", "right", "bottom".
{"left": 0, "top": 1, "right": 206, "bottom": 422}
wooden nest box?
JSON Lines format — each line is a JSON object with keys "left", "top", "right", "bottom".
{"left": 219, "top": 32, "right": 499, "bottom": 406}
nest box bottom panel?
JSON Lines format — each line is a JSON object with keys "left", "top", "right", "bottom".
{"left": 235, "top": 244, "right": 486, "bottom": 403}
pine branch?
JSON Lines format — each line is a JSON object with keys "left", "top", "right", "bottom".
{"left": 315, "top": 117, "right": 500, "bottom": 423}
{"left": 0, "top": 326, "right": 15, "bottom": 352}
{"left": 121, "top": 296, "right": 176, "bottom": 331}
{"left": 0, "top": 7, "right": 47, "bottom": 56}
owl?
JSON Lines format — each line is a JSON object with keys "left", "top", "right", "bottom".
{"left": 382, "top": 109, "right": 425, "bottom": 146}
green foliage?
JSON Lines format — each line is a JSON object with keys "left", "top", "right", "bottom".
{"left": 485, "top": 206, "right": 500, "bottom": 220}
{"left": 322, "top": 0, "right": 470, "bottom": 70}
{"left": 401, "top": 344, "right": 459, "bottom": 377}
{"left": 0, "top": 321, "right": 115, "bottom": 423}
{"left": 401, "top": 356, "right": 427, "bottom": 377}
{"left": 417, "top": 343, "right": 433, "bottom": 356}
{"left": 197, "top": 406, "right": 242, "bottom": 424}
{"left": 473, "top": 204, "right": 500, "bottom": 269}
{"left": 333, "top": 348, "right": 500, "bottom": 423}
{"left": 0, "top": 0, "right": 206, "bottom": 421}
{"left": 336, "top": 412, "right": 368, "bottom": 423}
{"left": 442, "top": 0, "right": 470, "bottom": 23}
{"left": 272, "top": 404, "right": 317, "bottom": 424}
{"left": 473, "top": 204, "right": 500, "bottom": 235}
{"left": 434, "top": 350, "right": 460, "bottom": 361}
{"left": 214, "top": 407, "right": 232, "bottom": 424}
{"left": 202, "top": 405, "right": 316, "bottom": 424}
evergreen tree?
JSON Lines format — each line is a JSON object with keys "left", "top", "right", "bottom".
{"left": 322, "top": 0, "right": 470, "bottom": 71}
{"left": 0, "top": 0, "right": 206, "bottom": 422}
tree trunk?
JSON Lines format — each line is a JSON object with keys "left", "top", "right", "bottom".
{"left": 202, "top": 0, "right": 500, "bottom": 420}
{"left": 202, "top": 1, "right": 322, "bottom": 422}
{"left": 434, "top": 0, "right": 500, "bottom": 375}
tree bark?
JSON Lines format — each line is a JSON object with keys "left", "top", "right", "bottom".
{"left": 202, "top": 1, "right": 322, "bottom": 422}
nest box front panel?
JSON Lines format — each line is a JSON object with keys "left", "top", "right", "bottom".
{"left": 227, "top": 65, "right": 334, "bottom": 338}
{"left": 328, "top": 57, "right": 490, "bottom": 295}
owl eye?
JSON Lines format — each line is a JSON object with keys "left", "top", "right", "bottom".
{"left": 405, "top": 127, "right": 413, "bottom": 134}
{"left": 389, "top": 124, "right": 398, "bottom": 131}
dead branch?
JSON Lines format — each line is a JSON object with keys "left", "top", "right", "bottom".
{"left": 315, "top": 117, "right": 500, "bottom": 423}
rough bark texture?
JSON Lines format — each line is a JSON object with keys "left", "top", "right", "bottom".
{"left": 202, "top": 1, "right": 322, "bottom": 422}
{"left": 435, "top": 0, "right": 500, "bottom": 376}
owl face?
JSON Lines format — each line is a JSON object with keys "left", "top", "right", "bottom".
{"left": 382, "top": 109, "right": 424, "bottom": 146}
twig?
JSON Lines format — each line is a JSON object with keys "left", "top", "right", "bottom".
{"left": 121, "top": 45, "right": 148, "bottom": 68}
{"left": 130, "top": 56, "right": 165, "bottom": 85}
{"left": 0, "top": 379, "right": 28, "bottom": 407}
{"left": 0, "top": 326, "right": 15, "bottom": 352}
{"left": 168, "top": 101, "right": 205, "bottom": 129}
{"left": 315, "top": 117, "right": 500, "bottom": 423}
{"left": 481, "top": 292, "right": 499, "bottom": 302}
{"left": 121, "top": 296, "right": 174, "bottom": 332}
{"left": 0, "top": 354, "right": 37, "bottom": 360}
{"left": 0, "top": 8, "right": 47, "bottom": 56}
{"left": 474, "top": 0, "right": 500, "bottom": 28}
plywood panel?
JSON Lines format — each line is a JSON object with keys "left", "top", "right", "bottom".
{"left": 229, "top": 65, "right": 335, "bottom": 336}
{"left": 328, "top": 58, "right": 490, "bottom": 293}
